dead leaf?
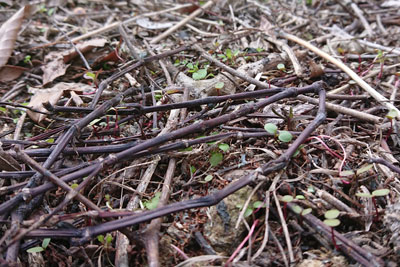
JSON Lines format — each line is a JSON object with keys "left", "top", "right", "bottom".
{"left": 0, "top": 65, "right": 28, "bottom": 82}
{"left": 309, "top": 60, "right": 325, "bottom": 78}
{"left": 63, "top": 38, "right": 107, "bottom": 63}
{"left": 41, "top": 38, "right": 107, "bottom": 85}
{"left": 0, "top": 147, "right": 21, "bottom": 171}
{"left": 27, "top": 82, "right": 94, "bottom": 123}
{"left": 136, "top": 17, "right": 176, "bottom": 30}
{"left": 41, "top": 52, "right": 70, "bottom": 85}
{"left": 0, "top": 5, "right": 32, "bottom": 69}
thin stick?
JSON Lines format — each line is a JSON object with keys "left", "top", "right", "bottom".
{"left": 150, "top": 0, "right": 216, "bottom": 44}
{"left": 297, "top": 95, "right": 381, "bottom": 123}
{"left": 280, "top": 31, "right": 400, "bottom": 119}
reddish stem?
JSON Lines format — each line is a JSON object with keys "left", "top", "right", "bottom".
{"left": 331, "top": 227, "right": 340, "bottom": 251}
{"left": 372, "top": 197, "right": 380, "bottom": 221}
{"left": 283, "top": 202, "right": 287, "bottom": 220}
{"left": 385, "top": 118, "right": 393, "bottom": 142}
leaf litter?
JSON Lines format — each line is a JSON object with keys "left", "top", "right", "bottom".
{"left": 0, "top": 1, "right": 400, "bottom": 266}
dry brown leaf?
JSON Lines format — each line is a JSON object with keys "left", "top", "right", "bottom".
{"left": 41, "top": 51, "right": 70, "bottom": 85}
{"left": 63, "top": 38, "right": 107, "bottom": 63}
{"left": 0, "top": 5, "right": 32, "bottom": 68}
{"left": 41, "top": 38, "right": 106, "bottom": 85}
{"left": 27, "top": 82, "right": 94, "bottom": 123}
{"left": 0, "top": 65, "right": 28, "bottom": 82}
{"left": 309, "top": 60, "right": 325, "bottom": 78}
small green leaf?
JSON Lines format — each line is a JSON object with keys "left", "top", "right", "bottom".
{"left": 46, "top": 138, "right": 55, "bottom": 144}
{"left": 372, "top": 189, "right": 390, "bottom": 197}
{"left": 24, "top": 55, "right": 31, "bottom": 64}
{"left": 340, "top": 170, "right": 355, "bottom": 177}
{"left": 244, "top": 207, "right": 253, "bottom": 217}
{"left": 186, "top": 62, "right": 194, "bottom": 69}
{"left": 253, "top": 201, "right": 264, "bottom": 209}
{"left": 42, "top": 238, "right": 51, "bottom": 249}
{"left": 190, "top": 165, "right": 196, "bottom": 174}
{"left": 324, "top": 218, "right": 341, "bottom": 227}
{"left": 291, "top": 205, "right": 302, "bottom": 214}
{"left": 210, "top": 152, "right": 223, "bottom": 167}
{"left": 105, "top": 234, "right": 113, "bottom": 244}
{"left": 386, "top": 109, "right": 398, "bottom": 119}
{"left": 218, "top": 143, "right": 230, "bottom": 152}
{"left": 307, "top": 186, "right": 315, "bottom": 193}
{"left": 179, "top": 147, "right": 193, "bottom": 152}
{"left": 192, "top": 69, "right": 207, "bottom": 80}
{"left": 84, "top": 71, "right": 96, "bottom": 80}
{"left": 225, "top": 48, "right": 232, "bottom": 59}
{"left": 27, "top": 247, "right": 44, "bottom": 253}
{"left": 278, "top": 131, "right": 293, "bottom": 143}
{"left": 356, "top": 192, "right": 372, "bottom": 198}
{"left": 204, "top": 175, "right": 213, "bottom": 182}
{"left": 295, "top": 195, "right": 305, "bottom": 200}
{"left": 89, "top": 118, "right": 102, "bottom": 126}
{"left": 325, "top": 209, "right": 340, "bottom": 219}
{"left": 264, "top": 123, "right": 278, "bottom": 134}
{"left": 47, "top": 7, "right": 55, "bottom": 16}
{"left": 144, "top": 192, "right": 161, "bottom": 210}
{"left": 0, "top": 107, "right": 6, "bottom": 113}
{"left": 356, "top": 164, "right": 373, "bottom": 175}
{"left": 215, "top": 82, "right": 224, "bottom": 89}
{"left": 97, "top": 235, "right": 105, "bottom": 243}
{"left": 277, "top": 63, "right": 286, "bottom": 71}
{"left": 281, "top": 195, "right": 293, "bottom": 203}
{"left": 301, "top": 208, "right": 312, "bottom": 216}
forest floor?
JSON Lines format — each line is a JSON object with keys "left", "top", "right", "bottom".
{"left": 0, "top": 1, "right": 400, "bottom": 266}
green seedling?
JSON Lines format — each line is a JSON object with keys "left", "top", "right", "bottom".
{"left": 144, "top": 192, "right": 161, "bottom": 210}
{"left": 24, "top": 55, "right": 32, "bottom": 65}
{"left": 237, "top": 200, "right": 265, "bottom": 218}
{"left": 377, "top": 49, "right": 385, "bottom": 79}
{"left": 292, "top": 204, "right": 312, "bottom": 225}
{"left": 277, "top": 63, "right": 286, "bottom": 72}
{"left": 97, "top": 233, "right": 113, "bottom": 249}
{"left": 217, "top": 48, "right": 240, "bottom": 64}
{"left": 385, "top": 109, "right": 398, "bottom": 141}
{"left": 209, "top": 151, "right": 223, "bottom": 167}
{"left": 356, "top": 188, "right": 390, "bottom": 221}
{"left": 105, "top": 194, "right": 113, "bottom": 210}
{"left": 264, "top": 123, "right": 293, "bottom": 143}
{"left": 192, "top": 68, "right": 208, "bottom": 80}
{"left": 209, "top": 143, "right": 230, "bottom": 167}
{"left": 281, "top": 195, "right": 294, "bottom": 220}
{"left": 323, "top": 209, "right": 341, "bottom": 250}
{"left": 215, "top": 82, "right": 224, "bottom": 95}
{"left": 200, "top": 174, "right": 213, "bottom": 183}
{"left": 27, "top": 238, "right": 51, "bottom": 253}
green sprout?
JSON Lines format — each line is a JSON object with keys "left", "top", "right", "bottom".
{"left": 323, "top": 209, "right": 340, "bottom": 250}
{"left": 27, "top": 238, "right": 51, "bottom": 253}
{"left": 264, "top": 123, "right": 293, "bottom": 143}
{"left": 144, "top": 192, "right": 161, "bottom": 210}
{"left": 356, "top": 188, "right": 390, "bottom": 221}
{"left": 292, "top": 204, "right": 312, "bottom": 225}
{"left": 24, "top": 55, "right": 32, "bottom": 64}
{"left": 97, "top": 233, "right": 113, "bottom": 249}
{"left": 385, "top": 109, "right": 398, "bottom": 141}
{"left": 281, "top": 195, "right": 294, "bottom": 220}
